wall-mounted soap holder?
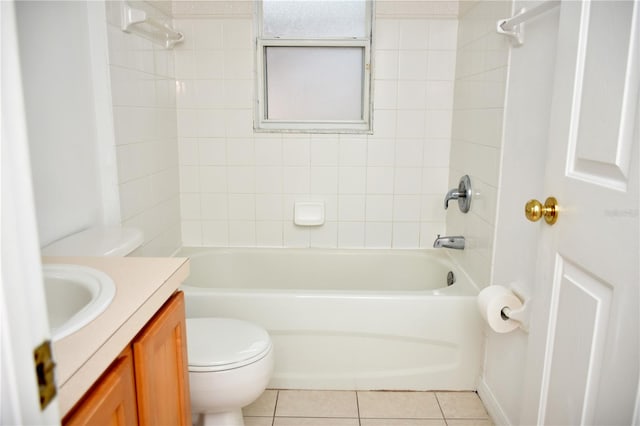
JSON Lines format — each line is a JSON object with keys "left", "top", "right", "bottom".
{"left": 444, "top": 175, "right": 472, "bottom": 213}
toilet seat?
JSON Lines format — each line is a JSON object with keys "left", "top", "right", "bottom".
{"left": 186, "top": 318, "right": 272, "bottom": 372}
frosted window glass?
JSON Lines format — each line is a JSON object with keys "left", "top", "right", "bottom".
{"left": 265, "top": 47, "right": 364, "bottom": 121}
{"left": 263, "top": 0, "right": 367, "bottom": 38}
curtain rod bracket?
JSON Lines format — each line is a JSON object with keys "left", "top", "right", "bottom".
{"left": 497, "top": 15, "right": 524, "bottom": 46}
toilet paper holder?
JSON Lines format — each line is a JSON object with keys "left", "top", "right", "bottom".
{"left": 500, "top": 287, "right": 529, "bottom": 332}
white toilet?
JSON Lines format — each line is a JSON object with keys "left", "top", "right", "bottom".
{"left": 41, "top": 226, "right": 144, "bottom": 256}
{"left": 186, "top": 318, "right": 274, "bottom": 426}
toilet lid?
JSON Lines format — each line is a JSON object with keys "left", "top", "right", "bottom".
{"left": 186, "top": 318, "right": 272, "bottom": 372}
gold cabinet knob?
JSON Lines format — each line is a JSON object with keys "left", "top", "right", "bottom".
{"left": 525, "top": 197, "right": 559, "bottom": 225}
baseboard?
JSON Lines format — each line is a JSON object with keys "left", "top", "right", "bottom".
{"left": 478, "top": 378, "right": 511, "bottom": 426}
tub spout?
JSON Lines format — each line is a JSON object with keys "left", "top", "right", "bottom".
{"left": 433, "top": 234, "right": 465, "bottom": 250}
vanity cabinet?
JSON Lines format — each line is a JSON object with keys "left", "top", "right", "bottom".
{"left": 63, "top": 291, "right": 191, "bottom": 426}
{"left": 63, "top": 348, "right": 137, "bottom": 426}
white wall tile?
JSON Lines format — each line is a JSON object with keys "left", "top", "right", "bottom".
{"left": 419, "top": 222, "right": 446, "bottom": 248}
{"left": 373, "top": 80, "right": 398, "bottom": 109}
{"left": 283, "top": 137, "right": 311, "bottom": 166}
{"left": 339, "top": 138, "right": 367, "bottom": 166}
{"left": 338, "top": 195, "right": 366, "bottom": 221}
{"left": 394, "top": 167, "right": 422, "bottom": 194}
{"left": 428, "top": 20, "right": 458, "bottom": 50}
{"left": 339, "top": 167, "right": 367, "bottom": 194}
{"left": 229, "top": 220, "right": 256, "bottom": 246}
{"left": 374, "top": 50, "right": 399, "bottom": 80}
{"left": 179, "top": 140, "right": 199, "bottom": 165}
{"left": 371, "top": 109, "right": 397, "bottom": 138}
{"left": 256, "top": 221, "right": 283, "bottom": 247}
{"left": 426, "top": 81, "right": 455, "bottom": 110}
{"left": 226, "top": 139, "right": 255, "bottom": 165}
{"left": 255, "top": 166, "right": 283, "bottom": 194}
{"left": 365, "top": 222, "right": 393, "bottom": 248}
{"left": 193, "top": 20, "right": 224, "bottom": 50}
{"left": 201, "top": 194, "right": 228, "bottom": 220}
{"left": 310, "top": 222, "right": 338, "bottom": 248}
{"left": 310, "top": 167, "right": 338, "bottom": 194}
{"left": 199, "top": 140, "right": 227, "bottom": 165}
{"left": 338, "top": 222, "right": 365, "bottom": 248}
{"left": 366, "top": 195, "right": 393, "bottom": 221}
{"left": 195, "top": 50, "right": 224, "bottom": 79}
{"left": 396, "top": 110, "right": 426, "bottom": 138}
{"left": 256, "top": 194, "right": 284, "bottom": 220}
{"left": 255, "top": 138, "right": 283, "bottom": 165}
{"left": 398, "top": 50, "right": 428, "bottom": 80}
{"left": 427, "top": 50, "right": 457, "bottom": 81}
{"left": 399, "top": 20, "right": 430, "bottom": 50}
{"left": 284, "top": 223, "right": 310, "bottom": 247}
{"left": 224, "top": 49, "right": 253, "bottom": 80}
{"left": 366, "top": 167, "right": 395, "bottom": 194}
{"left": 374, "top": 19, "right": 400, "bottom": 49}
{"left": 224, "top": 109, "right": 253, "bottom": 137}
{"left": 180, "top": 166, "right": 200, "bottom": 192}
{"left": 222, "top": 20, "right": 253, "bottom": 49}
{"left": 392, "top": 222, "right": 420, "bottom": 247}
{"left": 283, "top": 167, "right": 310, "bottom": 194}
{"left": 182, "top": 221, "right": 203, "bottom": 245}
{"left": 367, "top": 140, "right": 395, "bottom": 166}
{"left": 228, "top": 194, "right": 255, "bottom": 220}
{"left": 199, "top": 166, "right": 227, "bottom": 193}
{"left": 397, "top": 81, "right": 427, "bottom": 110}
{"left": 395, "top": 140, "right": 424, "bottom": 167}
{"left": 311, "top": 139, "right": 339, "bottom": 166}
{"left": 393, "top": 195, "right": 421, "bottom": 221}
{"left": 180, "top": 194, "right": 201, "bottom": 219}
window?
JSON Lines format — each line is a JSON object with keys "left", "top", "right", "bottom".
{"left": 256, "top": 0, "right": 373, "bottom": 133}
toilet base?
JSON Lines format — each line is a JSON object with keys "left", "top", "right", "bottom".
{"left": 194, "top": 409, "right": 244, "bottom": 426}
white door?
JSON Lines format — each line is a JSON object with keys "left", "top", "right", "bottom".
{"left": 522, "top": 1, "right": 639, "bottom": 425}
{"left": 1, "top": 0, "right": 60, "bottom": 423}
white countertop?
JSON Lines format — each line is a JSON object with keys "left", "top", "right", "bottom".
{"left": 42, "top": 256, "right": 190, "bottom": 416}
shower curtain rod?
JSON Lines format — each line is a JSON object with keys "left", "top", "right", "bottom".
{"left": 497, "top": 0, "right": 561, "bottom": 46}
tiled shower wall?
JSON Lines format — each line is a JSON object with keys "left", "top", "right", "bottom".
{"left": 447, "top": 0, "right": 511, "bottom": 287}
{"left": 105, "top": 2, "right": 182, "bottom": 256}
{"left": 174, "top": 2, "right": 459, "bottom": 248}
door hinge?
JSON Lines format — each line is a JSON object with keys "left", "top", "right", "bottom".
{"left": 34, "top": 340, "right": 57, "bottom": 410}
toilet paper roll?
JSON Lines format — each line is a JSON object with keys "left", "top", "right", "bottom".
{"left": 477, "top": 285, "right": 523, "bottom": 333}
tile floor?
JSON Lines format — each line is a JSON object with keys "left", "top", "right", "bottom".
{"left": 243, "top": 390, "right": 493, "bottom": 426}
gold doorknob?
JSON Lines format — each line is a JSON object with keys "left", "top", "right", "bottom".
{"left": 525, "top": 197, "right": 559, "bottom": 225}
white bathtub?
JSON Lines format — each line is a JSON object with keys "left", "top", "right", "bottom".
{"left": 178, "top": 247, "right": 483, "bottom": 391}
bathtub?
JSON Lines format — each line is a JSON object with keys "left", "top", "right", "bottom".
{"left": 178, "top": 247, "right": 483, "bottom": 391}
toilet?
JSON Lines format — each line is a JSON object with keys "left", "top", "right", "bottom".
{"left": 186, "top": 317, "right": 274, "bottom": 426}
{"left": 44, "top": 226, "right": 273, "bottom": 426}
{"left": 41, "top": 226, "right": 144, "bottom": 256}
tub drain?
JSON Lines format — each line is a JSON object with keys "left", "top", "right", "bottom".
{"left": 446, "top": 271, "right": 456, "bottom": 286}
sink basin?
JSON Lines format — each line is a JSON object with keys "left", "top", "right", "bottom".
{"left": 43, "top": 264, "right": 116, "bottom": 341}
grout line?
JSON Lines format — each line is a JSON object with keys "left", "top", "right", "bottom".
{"left": 271, "top": 390, "right": 279, "bottom": 426}
{"left": 355, "top": 390, "right": 362, "bottom": 426}
{"left": 434, "top": 391, "right": 446, "bottom": 420}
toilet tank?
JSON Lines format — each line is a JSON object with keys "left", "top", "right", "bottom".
{"left": 41, "top": 227, "right": 143, "bottom": 256}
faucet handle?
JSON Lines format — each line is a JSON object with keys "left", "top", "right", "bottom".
{"left": 444, "top": 175, "right": 472, "bottom": 213}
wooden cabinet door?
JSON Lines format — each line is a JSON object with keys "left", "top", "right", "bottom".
{"left": 63, "top": 348, "right": 138, "bottom": 426}
{"left": 132, "top": 291, "right": 191, "bottom": 426}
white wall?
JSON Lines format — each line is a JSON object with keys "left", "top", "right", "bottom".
{"left": 104, "top": 1, "right": 182, "bottom": 256}
{"left": 450, "top": 0, "right": 562, "bottom": 424}
{"left": 16, "top": 1, "right": 105, "bottom": 247}
{"left": 173, "top": 1, "right": 459, "bottom": 248}
{"left": 486, "top": 2, "right": 560, "bottom": 424}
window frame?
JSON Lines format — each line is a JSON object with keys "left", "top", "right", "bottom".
{"left": 255, "top": 2, "right": 374, "bottom": 134}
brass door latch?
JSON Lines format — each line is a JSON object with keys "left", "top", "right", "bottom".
{"left": 34, "top": 340, "right": 56, "bottom": 410}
